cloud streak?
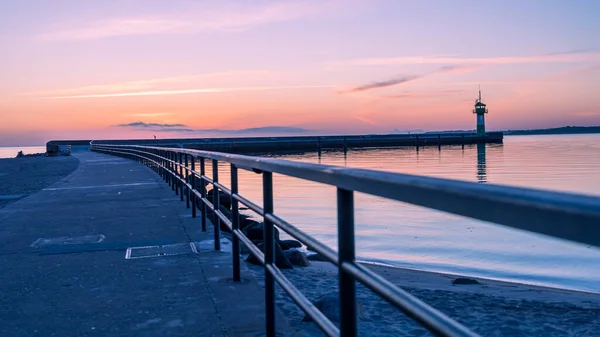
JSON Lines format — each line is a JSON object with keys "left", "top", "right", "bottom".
{"left": 40, "top": 85, "right": 332, "bottom": 99}
{"left": 327, "top": 51, "right": 600, "bottom": 68}
{"left": 344, "top": 75, "right": 420, "bottom": 93}
{"left": 24, "top": 70, "right": 266, "bottom": 97}
{"left": 116, "top": 122, "right": 186, "bottom": 128}
{"left": 115, "top": 122, "right": 310, "bottom": 135}
{"left": 340, "top": 66, "right": 472, "bottom": 93}
{"left": 39, "top": 1, "right": 339, "bottom": 41}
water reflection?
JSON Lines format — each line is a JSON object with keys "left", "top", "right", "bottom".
{"left": 344, "top": 149, "right": 347, "bottom": 166}
{"left": 477, "top": 143, "right": 487, "bottom": 183}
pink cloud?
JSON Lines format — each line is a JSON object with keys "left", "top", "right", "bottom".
{"left": 39, "top": 85, "right": 333, "bottom": 100}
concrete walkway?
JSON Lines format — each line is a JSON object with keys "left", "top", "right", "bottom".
{"left": 0, "top": 151, "right": 293, "bottom": 336}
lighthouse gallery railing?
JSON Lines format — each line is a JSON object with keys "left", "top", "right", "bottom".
{"left": 91, "top": 142, "right": 600, "bottom": 337}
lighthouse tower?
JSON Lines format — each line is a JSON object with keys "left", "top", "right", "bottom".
{"left": 473, "top": 86, "right": 488, "bottom": 136}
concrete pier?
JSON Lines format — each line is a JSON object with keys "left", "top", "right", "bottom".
{"left": 48, "top": 132, "right": 503, "bottom": 155}
{"left": 0, "top": 151, "right": 294, "bottom": 336}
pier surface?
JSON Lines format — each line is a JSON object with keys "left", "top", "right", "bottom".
{"left": 0, "top": 151, "right": 292, "bottom": 336}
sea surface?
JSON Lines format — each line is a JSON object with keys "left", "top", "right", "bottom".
{"left": 213, "top": 134, "right": 600, "bottom": 293}
{"left": 1, "top": 135, "right": 599, "bottom": 293}
{"left": 0, "top": 146, "right": 46, "bottom": 159}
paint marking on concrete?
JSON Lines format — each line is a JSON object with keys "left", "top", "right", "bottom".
{"left": 193, "top": 239, "right": 232, "bottom": 253}
{"left": 31, "top": 234, "right": 106, "bottom": 248}
{"left": 86, "top": 162, "right": 130, "bottom": 166}
{"left": 0, "top": 194, "right": 22, "bottom": 200}
{"left": 85, "top": 159, "right": 128, "bottom": 163}
{"left": 43, "top": 182, "right": 157, "bottom": 191}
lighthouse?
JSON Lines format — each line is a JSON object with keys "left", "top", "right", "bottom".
{"left": 473, "top": 87, "right": 488, "bottom": 136}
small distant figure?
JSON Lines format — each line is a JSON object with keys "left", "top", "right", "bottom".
{"left": 154, "top": 135, "right": 157, "bottom": 145}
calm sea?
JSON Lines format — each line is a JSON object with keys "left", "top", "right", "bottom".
{"left": 0, "top": 146, "right": 46, "bottom": 159}
{"left": 218, "top": 134, "right": 600, "bottom": 293}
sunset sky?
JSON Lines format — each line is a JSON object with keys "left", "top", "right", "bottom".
{"left": 1, "top": 0, "right": 599, "bottom": 146}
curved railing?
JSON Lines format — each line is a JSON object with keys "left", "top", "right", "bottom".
{"left": 90, "top": 142, "right": 600, "bottom": 337}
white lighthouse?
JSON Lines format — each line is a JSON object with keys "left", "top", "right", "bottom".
{"left": 473, "top": 87, "right": 488, "bottom": 136}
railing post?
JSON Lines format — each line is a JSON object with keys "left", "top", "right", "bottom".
{"left": 338, "top": 188, "right": 357, "bottom": 337}
{"left": 163, "top": 150, "right": 167, "bottom": 183}
{"left": 212, "top": 159, "right": 221, "bottom": 251}
{"left": 231, "top": 164, "right": 241, "bottom": 282}
{"left": 171, "top": 152, "right": 176, "bottom": 192}
{"left": 162, "top": 150, "right": 167, "bottom": 181}
{"left": 185, "top": 153, "right": 190, "bottom": 209}
{"left": 167, "top": 151, "right": 171, "bottom": 186}
{"left": 191, "top": 156, "right": 197, "bottom": 218}
{"left": 155, "top": 149, "right": 160, "bottom": 176}
{"left": 263, "top": 171, "right": 275, "bottom": 337}
{"left": 200, "top": 158, "right": 207, "bottom": 232}
{"left": 179, "top": 153, "right": 184, "bottom": 201}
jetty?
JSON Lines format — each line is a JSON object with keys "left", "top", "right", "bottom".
{"left": 47, "top": 132, "right": 503, "bottom": 154}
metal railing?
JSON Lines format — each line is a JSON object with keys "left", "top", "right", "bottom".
{"left": 90, "top": 142, "right": 600, "bottom": 337}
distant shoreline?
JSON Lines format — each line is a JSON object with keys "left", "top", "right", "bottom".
{"left": 502, "top": 126, "right": 600, "bottom": 136}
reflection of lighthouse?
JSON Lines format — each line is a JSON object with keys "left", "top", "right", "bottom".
{"left": 476, "top": 143, "right": 487, "bottom": 183}
{"left": 473, "top": 86, "right": 488, "bottom": 136}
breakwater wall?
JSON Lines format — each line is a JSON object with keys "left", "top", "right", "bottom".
{"left": 48, "top": 132, "right": 503, "bottom": 154}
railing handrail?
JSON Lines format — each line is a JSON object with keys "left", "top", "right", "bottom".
{"left": 91, "top": 143, "right": 600, "bottom": 337}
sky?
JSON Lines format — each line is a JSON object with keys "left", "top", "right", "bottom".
{"left": 1, "top": 0, "right": 599, "bottom": 146}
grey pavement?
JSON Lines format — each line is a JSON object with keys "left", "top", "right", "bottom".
{"left": 0, "top": 151, "right": 295, "bottom": 337}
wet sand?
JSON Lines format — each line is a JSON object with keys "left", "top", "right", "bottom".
{"left": 246, "top": 260, "right": 600, "bottom": 336}
{"left": 0, "top": 156, "right": 79, "bottom": 208}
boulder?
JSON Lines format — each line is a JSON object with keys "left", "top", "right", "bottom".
{"left": 452, "top": 277, "right": 480, "bottom": 285}
{"left": 278, "top": 239, "right": 302, "bottom": 251}
{"left": 302, "top": 291, "right": 364, "bottom": 323}
{"left": 239, "top": 216, "right": 257, "bottom": 231}
{"left": 221, "top": 232, "right": 251, "bottom": 255}
{"left": 186, "top": 176, "right": 207, "bottom": 195}
{"left": 283, "top": 250, "right": 310, "bottom": 267}
{"left": 208, "top": 205, "right": 233, "bottom": 232}
{"left": 242, "top": 222, "right": 280, "bottom": 242}
{"left": 207, "top": 188, "right": 231, "bottom": 210}
{"left": 306, "top": 253, "right": 329, "bottom": 262}
{"left": 246, "top": 242, "right": 293, "bottom": 269}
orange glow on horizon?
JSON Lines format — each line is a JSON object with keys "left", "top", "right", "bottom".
{"left": 1, "top": 1, "right": 600, "bottom": 146}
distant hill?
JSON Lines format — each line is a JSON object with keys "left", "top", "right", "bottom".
{"left": 503, "top": 126, "right": 600, "bottom": 135}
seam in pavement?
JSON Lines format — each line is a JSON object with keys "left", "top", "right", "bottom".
{"left": 181, "top": 216, "right": 229, "bottom": 337}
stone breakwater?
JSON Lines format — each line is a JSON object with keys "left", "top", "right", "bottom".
{"left": 199, "top": 188, "right": 312, "bottom": 269}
